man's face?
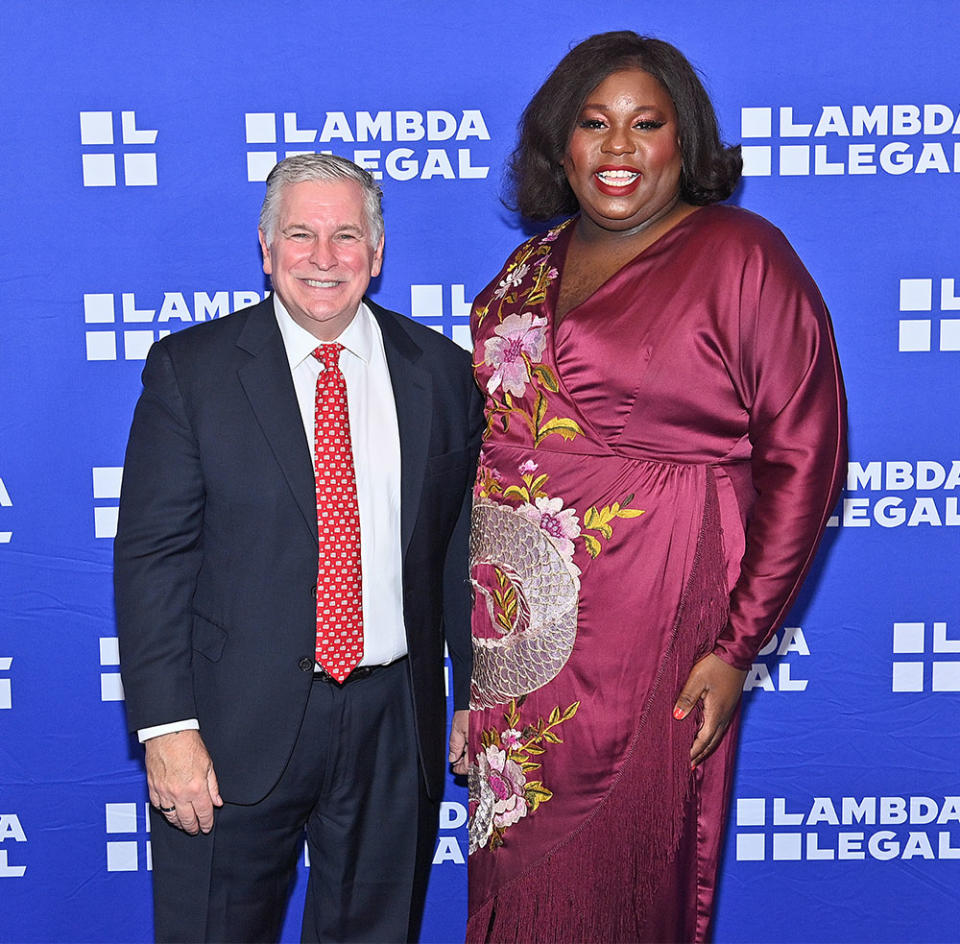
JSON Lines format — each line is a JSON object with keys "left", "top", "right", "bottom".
{"left": 258, "top": 178, "right": 384, "bottom": 341}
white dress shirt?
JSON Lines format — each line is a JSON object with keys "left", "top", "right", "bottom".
{"left": 138, "top": 297, "right": 406, "bottom": 741}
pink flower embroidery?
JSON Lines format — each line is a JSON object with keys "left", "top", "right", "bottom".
{"left": 468, "top": 697, "right": 579, "bottom": 853}
{"left": 479, "top": 744, "right": 528, "bottom": 829}
{"left": 483, "top": 312, "right": 548, "bottom": 398}
{"left": 478, "top": 462, "right": 503, "bottom": 483}
{"left": 518, "top": 496, "right": 581, "bottom": 558}
{"left": 518, "top": 460, "right": 539, "bottom": 476}
{"left": 492, "top": 262, "right": 530, "bottom": 299}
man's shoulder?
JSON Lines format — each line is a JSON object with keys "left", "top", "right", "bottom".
{"left": 367, "top": 299, "right": 472, "bottom": 369}
{"left": 152, "top": 296, "right": 273, "bottom": 361}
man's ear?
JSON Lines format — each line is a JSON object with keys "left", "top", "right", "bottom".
{"left": 370, "top": 233, "right": 385, "bottom": 278}
{"left": 258, "top": 229, "right": 273, "bottom": 276}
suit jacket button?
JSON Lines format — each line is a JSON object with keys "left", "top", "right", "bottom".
{"left": 298, "top": 657, "right": 314, "bottom": 672}
{"left": 310, "top": 584, "right": 317, "bottom": 599}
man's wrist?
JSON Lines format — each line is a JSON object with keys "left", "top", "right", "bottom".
{"left": 137, "top": 718, "right": 200, "bottom": 743}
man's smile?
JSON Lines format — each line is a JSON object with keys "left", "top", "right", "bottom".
{"left": 303, "top": 278, "right": 341, "bottom": 288}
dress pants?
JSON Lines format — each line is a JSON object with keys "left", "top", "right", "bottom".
{"left": 148, "top": 659, "right": 439, "bottom": 943}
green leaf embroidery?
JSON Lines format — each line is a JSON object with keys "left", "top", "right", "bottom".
{"left": 534, "top": 417, "right": 584, "bottom": 446}
{"left": 502, "top": 484, "right": 530, "bottom": 503}
{"left": 583, "top": 534, "right": 602, "bottom": 558}
{"left": 560, "top": 701, "right": 581, "bottom": 722}
{"left": 531, "top": 363, "right": 560, "bottom": 393}
{"left": 581, "top": 495, "right": 646, "bottom": 557}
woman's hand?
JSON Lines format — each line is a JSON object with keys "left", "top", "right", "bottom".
{"left": 448, "top": 709, "right": 470, "bottom": 776}
{"left": 673, "top": 653, "right": 747, "bottom": 769}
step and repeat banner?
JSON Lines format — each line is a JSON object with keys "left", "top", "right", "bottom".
{"left": 1, "top": 2, "right": 957, "bottom": 941}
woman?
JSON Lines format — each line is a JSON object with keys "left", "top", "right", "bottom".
{"left": 464, "top": 32, "right": 846, "bottom": 943}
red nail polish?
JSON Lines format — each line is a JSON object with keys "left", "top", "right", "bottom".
{"left": 673, "top": 707, "right": 684, "bottom": 720}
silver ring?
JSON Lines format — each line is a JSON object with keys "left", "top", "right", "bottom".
{"left": 158, "top": 805, "right": 176, "bottom": 813}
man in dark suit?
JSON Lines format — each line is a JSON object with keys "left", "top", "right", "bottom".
{"left": 114, "top": 153, "right": 482, "bottom": 942}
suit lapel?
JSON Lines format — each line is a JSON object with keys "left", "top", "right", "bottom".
{"left": 235, "top": 299, "right": 319, "bottom": 543}
{"left": 370, "top": 300, "right": 432, "bottom": 556}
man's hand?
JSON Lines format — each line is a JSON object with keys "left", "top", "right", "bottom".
{"left": 145, "top": 729, "right": 222, "bottom": 834}
{"left": 673, "top": 653, "right": 747, "bottom": 769}
{"left": 448, "top": 709, "right": 470, "bottom": 776}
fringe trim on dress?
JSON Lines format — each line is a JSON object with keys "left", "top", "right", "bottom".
{"left": 467, "top": 472, "right": 729, "bottom": 944}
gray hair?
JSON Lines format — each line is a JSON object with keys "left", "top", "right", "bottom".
{"left": 258, "top": 153, "right": 384, "bottom": 248}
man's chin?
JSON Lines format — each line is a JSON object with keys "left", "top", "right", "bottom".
{"left": 298, "top": 307, "right": 360, "bottom": 341}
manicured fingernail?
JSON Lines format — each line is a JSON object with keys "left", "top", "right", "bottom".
{"left": 673, "top": 707, "right": 685, "bottom": 720}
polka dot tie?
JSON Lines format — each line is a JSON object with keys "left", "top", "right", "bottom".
{"left": 312, "top": 343, "right": 363, "bottom": 682}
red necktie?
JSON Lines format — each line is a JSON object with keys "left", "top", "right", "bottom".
{"left": 312, "top": 343, "right": 363, "bottom": 681}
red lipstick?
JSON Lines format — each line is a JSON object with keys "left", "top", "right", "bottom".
{"left": 593, "top": 164, "right": 642, "bottom": 196}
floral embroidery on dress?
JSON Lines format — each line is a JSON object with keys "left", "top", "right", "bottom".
{"left": 581, "top": 495, "right": 646, "bottom": 558}
{"left": 473, "top": 222, "right": 583, "bottom": 448}
{"left": 474, "top": 224, "right": 565, "bottom": 331}
{"left": 492, "top": 262, "right": 530, "bottom": 300}
{"left": 468, "top": 696, "right": 580, "bottom": 854}
{"left": 518, "top": 497, "right": 580, "bottom": 559}
{"left": 470, "top": 468, "right": 581, "bottom": 707}
{"left": 483, "top": 312, "right": 548, "bottom": 398}
{"left": 469, "top": 228, "right": 654, "bottom": 852}
{"left": 470, "top": 463, "right": 646, "bottom": 711}
{"left": 481, "top": 461, "right": 581, "bottom": 584}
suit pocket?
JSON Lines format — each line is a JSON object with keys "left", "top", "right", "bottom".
{"left": 425, "top": 447, "right": 472, "bottom": 479}
{"left": 192, "top": 613, "right": 227, "bottom": 662}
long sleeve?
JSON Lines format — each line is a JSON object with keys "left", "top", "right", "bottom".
{"left": 114, "top": 340, "right": 206, "bottom": 730}
{"left": 442, "top": 368, "right": 485, "bottom": 709}
{"left": 712, "top": 237, "right": 847, "bottom": 669}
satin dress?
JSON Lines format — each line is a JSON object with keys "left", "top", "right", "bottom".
{"left": 465, "top": 206, "right": 846, "bottom": 943}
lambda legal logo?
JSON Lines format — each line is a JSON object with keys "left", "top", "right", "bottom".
{"left": 739, "top": 104, "right": 960, "bottom": 177}
{"left": 891, "top": 621, "right": 960, "bottom": 692}
{"left": 433, "top": 802, "right": 467, "bottom": 865}
{"left": 84, "top": 293, "right": 169, "bottom": 361}
{"left": 898, "top": 277, "right": 960, "bottom": 352}
{"left": 742, "top": 626, "right": 809, "bottom": 693}
{"left": 827, "top": 460, "right": 960, "bottom": 529}
{"left": 99, "top": 638, "right": 124, "bottom": 702}
{"left": 83, "top": 290, "right": 263, "bottom": 361}
{"left": 92, "top": 467, "right": 122, "bottom": 539}
{"left": 735, "top": 794, "right": 960, "bottom": 861}
{"left": 409, "top": 284, "right": 472, "bottom": 351}
{"left": 105, "top": 803, "right": 151, "bottom": 872}
{"left": 243, "top": 109, "right": 490, "bottom": 183}
{"left": 0, "top": 814, "right": 27, "bottom": 877}
{"left": 79, "top": 111, "right": 158, "bottom": 187}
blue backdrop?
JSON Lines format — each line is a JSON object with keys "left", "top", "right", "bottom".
{"left": 1, "top": 2, "right": 958, "bottom": 941}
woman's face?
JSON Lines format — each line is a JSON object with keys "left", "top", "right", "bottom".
{"left": 562, "top": 68, "right": 683, "bottom": 234}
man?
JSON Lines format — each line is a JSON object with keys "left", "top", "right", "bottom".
{"left": 114, "top": 153, "right": 482, "bottom": 943}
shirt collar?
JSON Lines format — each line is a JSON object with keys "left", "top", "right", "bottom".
{"left": 272, "top": 294, "right": 374, "bottom": 370}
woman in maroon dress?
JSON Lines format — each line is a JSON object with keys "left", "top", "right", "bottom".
{"left": 464, "top": 32, "right": 846, "bottom": 943}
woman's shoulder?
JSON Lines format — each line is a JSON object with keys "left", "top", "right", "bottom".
{"left": 685, "top": 206, "right": 822, "bottom": 306}
{"left": 687, "top": 204, "right": 791, "bottom": 248}
{"left": 505, "top": 218, "right": 573, "bottom": 264}
{"left": 682, "top": 204, "right": 811, "bottom": 276}
{"left": 474, "top": 219, "right": 572, "bottom": 307}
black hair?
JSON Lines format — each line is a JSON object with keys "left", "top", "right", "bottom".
{"left": 508, "top": 31, "right": 742, "bottom": 220}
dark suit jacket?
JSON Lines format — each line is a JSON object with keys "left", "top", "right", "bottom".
{"left": 114, "top": 296, "right": 482, "bottom": 803}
